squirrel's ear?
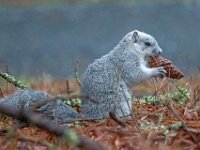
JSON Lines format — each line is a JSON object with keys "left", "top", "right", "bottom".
{"left": 132, "top": 31, "right": 139, "bottom": 42}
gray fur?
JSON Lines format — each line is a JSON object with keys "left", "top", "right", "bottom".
{"left": 0, "top": 30, "right": 166, "bottom": 123}
{"left": 0, "top": 88, "right": 79, "bottom": 123}
{"left": 80, "top": 30, "right": 166, "bottom": 119}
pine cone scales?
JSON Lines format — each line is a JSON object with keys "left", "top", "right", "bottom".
{"left": 149, "top": 56, "right": 184, "bottom": 79}
{"left": 149, "top": 56, "right": 172, "bottom": 67}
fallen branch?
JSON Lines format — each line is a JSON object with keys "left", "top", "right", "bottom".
{"left": 0, "top": 104, "right": 104, "bottom": 150}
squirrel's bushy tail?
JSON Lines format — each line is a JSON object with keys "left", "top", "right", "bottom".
{"left": 0, "top": 89, "right": 80, "bottom": 123}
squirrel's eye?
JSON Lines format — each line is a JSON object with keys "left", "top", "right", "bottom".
{"left": 145, "top": 42, "right": 151, "bottom": 46}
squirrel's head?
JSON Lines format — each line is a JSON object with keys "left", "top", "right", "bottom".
{"left": 123, "top": 30, "right": 162, "bottom": 58}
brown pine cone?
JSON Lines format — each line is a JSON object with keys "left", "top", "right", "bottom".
{"left": 149, "top": 56, "right": 184, "bottom": 79}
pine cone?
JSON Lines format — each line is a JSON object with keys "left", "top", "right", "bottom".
{"left": 149, "top": 56, "right": 184, "bottom": 79}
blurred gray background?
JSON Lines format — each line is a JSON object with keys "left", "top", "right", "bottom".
{"left": 0, "top": 0, "right": 200, "bottom": 79}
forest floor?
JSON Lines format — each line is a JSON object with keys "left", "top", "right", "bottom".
{"left": 0, "top": 75, "right": 200, "bottom": 150}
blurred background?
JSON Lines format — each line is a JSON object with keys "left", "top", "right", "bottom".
{"left": 0, "top": 0, "right": 200, "bottom": 80}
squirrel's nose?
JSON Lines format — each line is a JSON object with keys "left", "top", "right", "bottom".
{"left": 159, "top": 48, "right": 163, "bottom": 54}
{"left": 153, "top": 49, "right": 162, "bottom": 55}
{"left": 158, "top": 47, "right": 162, "bottom": 54}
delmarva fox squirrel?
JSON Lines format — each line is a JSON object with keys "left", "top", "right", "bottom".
{"left": 0, "top": 30, "right": 166, "bottom": 123}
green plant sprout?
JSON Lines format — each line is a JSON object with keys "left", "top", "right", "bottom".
{"left": 138, "top": 86, "right": 190, "bottom": 105}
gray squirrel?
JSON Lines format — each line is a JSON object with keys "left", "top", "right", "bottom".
{"left": 0, "top": 30, "right": 166, "bottom": 123}
{"left": 81, "top": 30, "right": 165, "bottom": 120}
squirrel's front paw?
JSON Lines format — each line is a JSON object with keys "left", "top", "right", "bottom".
{"left": 153, "top": 67, "right": 167, "bottom": 77}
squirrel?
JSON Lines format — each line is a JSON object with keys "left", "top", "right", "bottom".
{"left": 80, "top": 30, "right": 166, "bottom": 120}
{"left": 0, "top": 30, "right": 166, "bottom": 123}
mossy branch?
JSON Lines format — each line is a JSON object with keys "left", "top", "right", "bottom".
{"left": 0, "top": 72, "right": 28, "bottom": 89}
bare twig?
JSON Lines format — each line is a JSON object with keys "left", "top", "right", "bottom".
{"left": 108, "top": 67, "right": 127, "bottom": 128}
{"left": 151, "top": 77, "right": 163, "bottom": 106}
{"left": 114, "top": 66, "right": 120, "bottom": 114}
{"left": 66, "top": 80, "right": 70, "bottom": 96}
{"left": 109, "top": 112, "right": 126, "bottom": 128}
{"left": 191, "top": 85, "right": 200, "bottom": 107}
{"left": 0, "top": 104, "right": 104, "bottom": 150}
{"left": 5, "top": 65, "right": 9, "bottom": 92}
{"left": 152, "top": 77, "right": 158, "bottom": 97}
{"left": 75, "top": 60, "right": 82, "bottom": 87}
{"left": 0, "top": 87, "right": 4, "bottom": 98}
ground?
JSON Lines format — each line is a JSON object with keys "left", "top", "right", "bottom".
{"left": 0, "top": 76, "right": 200, "bottom": 150}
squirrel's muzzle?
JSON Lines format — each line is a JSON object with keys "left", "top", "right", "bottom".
{"left": 152, "top": 48, "right": 162, "bottom": 56}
